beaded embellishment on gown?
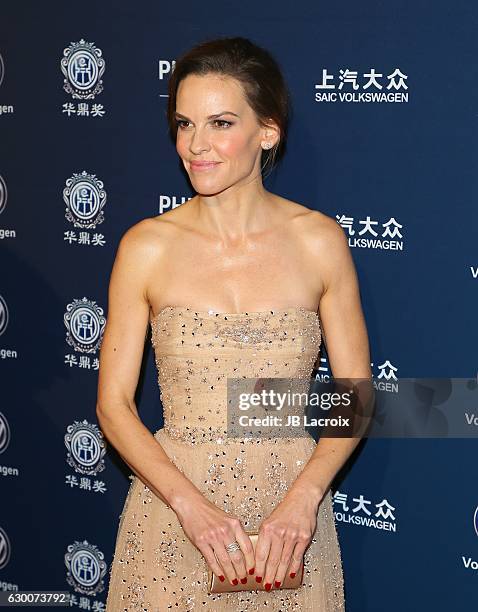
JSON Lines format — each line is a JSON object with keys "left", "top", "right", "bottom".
{"left": 105, "top": 306, "right": 345, "bottom": 611}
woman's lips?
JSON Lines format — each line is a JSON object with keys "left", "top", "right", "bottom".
{"left": 190, "top": 161, "right": 221, "bottom": 171}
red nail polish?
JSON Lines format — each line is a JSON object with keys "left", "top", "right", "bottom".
{"left": 274, "top": 580, "right": 281, "bottom": 587}
{"left": 219, "top": 575, "right": 225, "bottom": 582}
{"left": 240, "top": 577, "right": 247, "bottom": 584}
{"left": 232, "top": 578, "right": 238, "bottom": 585}
{"left": 289, "top": 572, "right": 296, "bottom": 578}
{"left": 248, "top": 567, "right": 255, "bottom": 575}
{"left": 265, "top": 582, "right": 272, "bottom": 591}
{"left": 255, "top": 575, "right": 262, "bottom": 583}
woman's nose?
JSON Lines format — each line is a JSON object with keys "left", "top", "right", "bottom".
{"left": 189, "top": 128, "right": 210, "bottom": 154}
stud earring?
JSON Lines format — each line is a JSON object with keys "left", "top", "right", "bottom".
{"left": 262, "top": 142, "right": 272, "bottom": 149}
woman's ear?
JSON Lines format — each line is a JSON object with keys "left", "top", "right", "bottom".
{"left": 261, "top": 121, "right": 281, "bottom": 149}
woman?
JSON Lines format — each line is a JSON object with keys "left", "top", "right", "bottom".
{"left": 98, "top": 36, "right": 371, "bottom": 611}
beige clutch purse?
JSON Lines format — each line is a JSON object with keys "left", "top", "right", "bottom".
{"left": 207, "top": 530, "right": 304, "bottom": 593}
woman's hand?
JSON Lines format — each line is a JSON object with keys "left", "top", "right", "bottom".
{"left": 174, "top": 493, "right": 255, "bottom": 586}
{"left": 254, "top": 485, "right": 322, "bottom": 590}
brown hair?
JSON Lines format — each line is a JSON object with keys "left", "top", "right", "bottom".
{"left": 166, "top": 36, "right": 290, "bottom": 177}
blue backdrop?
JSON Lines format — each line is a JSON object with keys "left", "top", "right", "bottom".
{"left": 1, "top": 1, "right": 477, "bottom": 610}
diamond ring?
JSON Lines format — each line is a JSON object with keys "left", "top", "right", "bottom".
{"left": 225, "top": 541, "right": 241, "bottom": 554}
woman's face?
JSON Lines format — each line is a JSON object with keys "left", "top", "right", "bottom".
{"left": 174, "top": 73, "right": 277, "bottom": 195}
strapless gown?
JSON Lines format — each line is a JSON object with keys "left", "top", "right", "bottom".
{"left": 105, "top": 306, "right": 345, "bottom": 611}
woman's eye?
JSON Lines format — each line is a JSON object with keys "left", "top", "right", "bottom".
{"left": 175, "top": 119, "right": 233, "bottom": 129}
{"left": 213, "top": 120, "right": 233, "bottom": 128}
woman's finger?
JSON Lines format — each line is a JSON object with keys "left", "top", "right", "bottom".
{"left": 233, "top": 527, "right": 256, "bottom": 581}
{"left": 200, "top": 541, "right": 227, "bottom": 584}
{"left": 287, "top": 539, "right": 307, "bottom": 580}
{"left": 272, "top": 536, "right": 296, "bottom": 587}
{"left": 253, "top": 531, "right": 271, "bottom": 585}
{"left": 222, "top": 546, "right": 247, "bottom": 585}
{"left": 263, "top": 534, "right": 284, "bottom": 590}
{"left": 213, "top": 540, "right": 239, "bottom": 585}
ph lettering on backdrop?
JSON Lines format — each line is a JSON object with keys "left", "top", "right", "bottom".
{"left": 336, "top": 214, "right": 404, "bottom": 250}
{"left": 315, "top": 67, "right": 409, "bottom": 103}
{"left": 61, "top": 40, "right": 106, "bottom": 118}
{"left": 159, "top": 194, "right": 192, "bottom": 213}
{"left": 63, "top": 171, "right": 107, "bottom": 247}
{"left": 158, "top": 59, "right": 176, "bottom": 97}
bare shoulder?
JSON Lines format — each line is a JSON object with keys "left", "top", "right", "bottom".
{"left": 118, "top": 217, "right": 157, "bottom": 249}
{"left": 301, "top": 208, "right": 347, "bottom": 252}
{"left": 275, "top": 195, "right": 347, "bottom": 249}
{"left": 276, "top": 196, "right": 352, "bottom": 290}
{"left": 117, "top": 210, "right": 182, "bottom": 262}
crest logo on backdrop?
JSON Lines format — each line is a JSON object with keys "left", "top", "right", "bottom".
{"left": 64, "top": 298, "right": 106, "bottom": 354}
{"left": 64, "top": 420, "right": 106, "bottom": 476}
{"left": 63, "top": 171, "right": 107, "bottom": 229}
{"left": 65, "top": 540, "right": 107, "bottom": 596}
{"left": 61, "top": 40, "right": 106, "bottom": 118}
{"left": 61, "top": 39, "right": 105, "bottom": 99}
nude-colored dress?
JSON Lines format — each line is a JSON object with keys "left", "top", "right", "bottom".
{"left": 106, "top": 306, "right": 345, "bottom": 611}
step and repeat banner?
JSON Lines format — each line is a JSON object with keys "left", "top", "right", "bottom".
{"left": 1, "top": 1, "right": 477, "bottom": 610}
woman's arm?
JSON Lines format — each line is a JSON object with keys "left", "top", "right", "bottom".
{"left": 96, "top": 219, "right": 255, "bottom": 585}
{"left": 288, "top": 216, "right": 373, "bottom": 501}
{"left": 253, "top": 215, "right": 374, "bottom": 587}
{"left": 96, "top": 220, "right": 205, "bottom": 509}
